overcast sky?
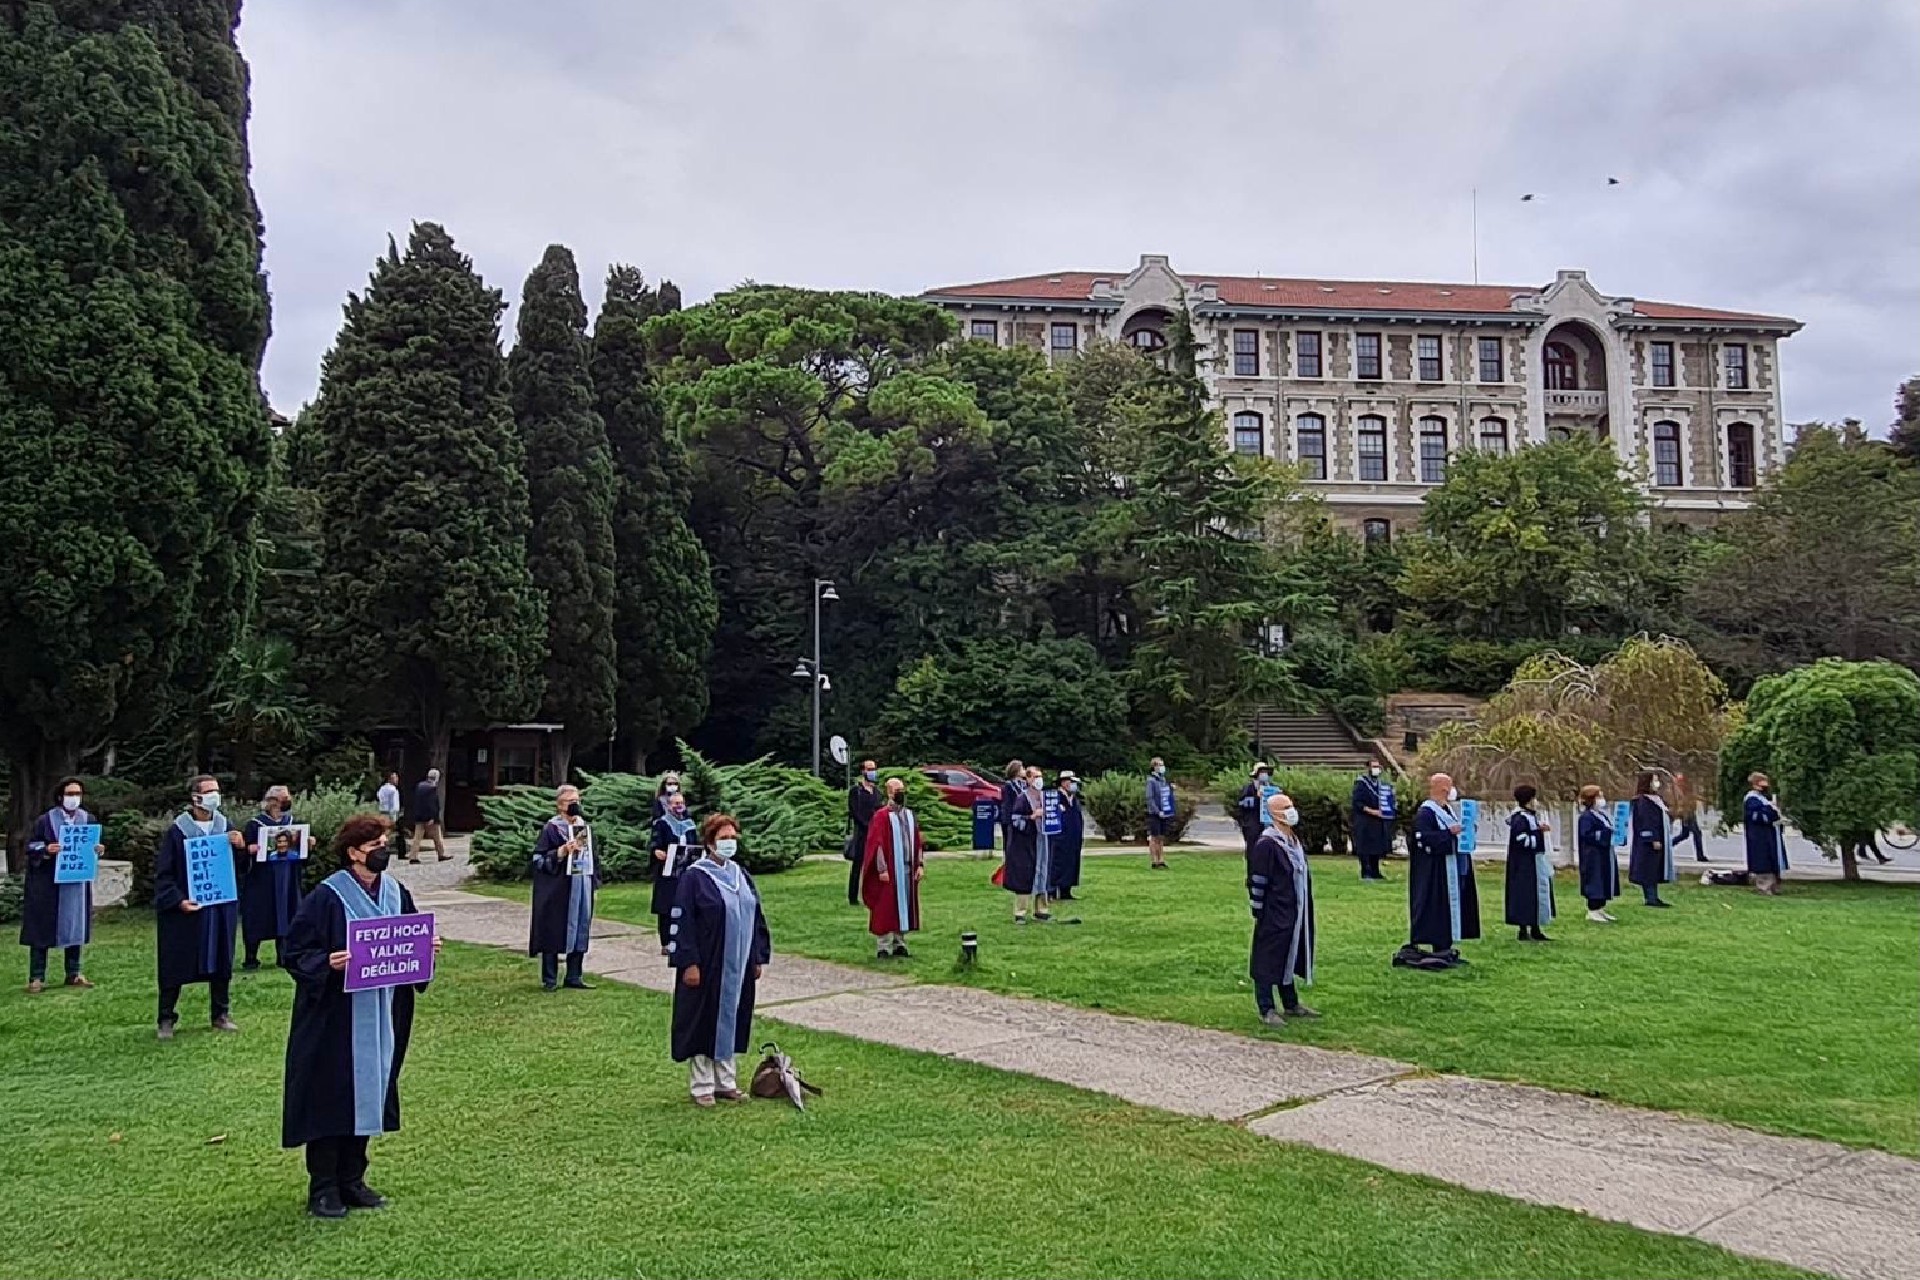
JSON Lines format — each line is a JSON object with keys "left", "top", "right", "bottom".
{"left": 240, "top": 0, "right": 1919, "bottom": 426}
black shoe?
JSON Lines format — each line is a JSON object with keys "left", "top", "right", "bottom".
{"left": 309, "top": 1189, "right": 348, "bottom": 1219}
{"left": 562, "top": 980, "right": 594, "bottom": 990}
{"left": 341, "top": 1181, "right": 387, "bottom": 1210}
{"left": 1646, "top": 899, "right": 1672, "bottom": 909}
{"left": 1695, "top": 855, "right": 1710, "bottom": 863}
{"left": 541, "top": 983, "right": 557, "bottom": 993}
{"left": 891, "top": 944, "right": 912, "bottom": 958}
{"left": 1535, "top": 933, "right": 1553, "bottom": 942}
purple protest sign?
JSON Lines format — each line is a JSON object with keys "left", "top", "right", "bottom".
{"left": 343, "top": 912, "right": 436, "bottom": 992}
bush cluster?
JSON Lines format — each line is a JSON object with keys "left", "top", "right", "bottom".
{"left": 1081, "top": 772, "right": 1197, "bottom": 843}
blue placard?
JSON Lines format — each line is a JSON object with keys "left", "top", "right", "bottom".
{"left": 1458, "top": 798, "right": 1480, "bottom": 852}
{"left": 1611, "top": 800, "right": 1632, "bottom": 848}
{"left": 971, "top": 799, "right": 999, "bottom": 852}
{"left": 1043, "top": 790, "right": 1063, "bottom": 837}
{"left": 184, "top": 832, "right": 238, "bottom": 906}
{"left": 1378, "top": 782, "right": 1397, "bottom": 820}
{"left": 54, "top": 823, "right": 101, "bottom": 884}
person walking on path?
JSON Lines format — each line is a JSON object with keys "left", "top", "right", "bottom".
{"left": 1503, "top": 784, "right": 1554, "bottom": 942}
{"left": 529, "top": 784, "right": 597, "bottom": 991}
{"left": 846, "top": 760, "right": 882, "bottom": 907}
{"left": 860, "top": 777, "right": 923, "bottom": 958}
{"left": 20, "top": 777, "right": 102, "bottom": 994}
{"left": 1741, "top": 772, "right": 1789, "bottom": 895}
{"left": 1629, "top": 771, "right": 1675, "bottom": 909}
{"left": 407, "top": 769, "right": 448, "bottom": 864}
{"left": 1146, "top": 758, "right": 1175, "bottom": 870}
{"left": 1050, "top": 772, "right": 1085, "bottom": 901}
{"left": 240, "top": 785, "right": 304, "bottom": 970}
{"left": 1247, "top": 791, "right": 1318, "bottom": 1028}
{"left": 650, "top": 791, "right": 697, "bottom": 952}
{"left": 1575, "top": 785, "right": 1620, "bottom": 923}
{"left": 153, "top": 774, "right": 245, "bottom": 1038}
{"left": 1672, "top": 773, "right": 1708, "bottom": 863}
{"left": 669, "top": 814, "right": 772, "bottom": 1107}
{"left": 1397, "top": 773, "right": 1469, "bottom": 970}
{"left": 1349, "top": 758, "right": 1395, "bottom": 881}
{"left": 376, "top": 771, "right": 402, "bottom": 826}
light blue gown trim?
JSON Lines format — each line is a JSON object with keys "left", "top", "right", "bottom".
{"left": 322, "top": 869, "right": 401, "bottom": 1137}
{"left": 693, "top": 858, "right": 757, "bottom": 1063}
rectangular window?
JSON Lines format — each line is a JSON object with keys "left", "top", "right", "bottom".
{"left": 1232, "top": 412, "right": 1264, "bottom": 456}
{"left": 1357, "top": 415, "right": 1388, "bottom": 482}
{"left": 1232, "top": 329, "right": 1260, "bottom": 377}
{"left": 1417, "top": 335, "right": 1442, "bottom": 382}
{"left": 1724, "top": 343, "right": 1749, "bottom": 390}
{"left": 969, "top": 319, "right": 998, "bottom": 343}
{"left": 1295, "top": 331, "right": 1322, "bottom": 378}
{"left": 1296, "top": 415, "right": 1327, "bottom": 480}
{"left": 1418, "top": 417, "right": 1448, "bottom": 484}
{"left": 1653, "top": 422, "right": 1683, "bottom": 487}
{"left": 1362, "top": 518, "right": 1392, "bottom": 547}
{"left": 497, "top": 743, "right": 536, "bottom": 787}
{"left": 1727, "top": 422, "right": 1757, "bottom": 487}
{"left": 1651, "top": 340, "right": 1674, "bottom": 388}
{"left": 1356, "top": 333, "right": 1382, "bottom": 380}
{"left": 1050, "top": 322, "right": 1078, "bottom": 361}
{"left": 1477, "top": 336, "right": 1504, "bottom": 383}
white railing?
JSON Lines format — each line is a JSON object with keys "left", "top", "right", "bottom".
{"left": 1545, "top": 389, "right": 1606, "bottom": 411}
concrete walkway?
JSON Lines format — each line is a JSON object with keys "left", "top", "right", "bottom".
{"left": 410, "top": 875, "right": 1917, "bottom": 1280}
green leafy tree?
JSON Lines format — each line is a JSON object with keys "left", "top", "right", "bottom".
{"left": 1689, "top": 423, "right": 1920, "bottom": 683}
{"left": 208, "top": 633, "right": 315, "bottom": 798}
{"left": 0, "top": 2, "right": 270, "bottom": 866}
{"left": 1890, "top": 375, "right": 1920, "bottom": 465}
{"left": 592, "top": 265, "right": 714, "bottom": 771}
{"left": 510, "top": 245, "right": 617, "bottom": 781}
{"left": 1719, "top": 659, "right": 1920, "bottom": 880}
{"left": 304, "top": 223, "right": 546, "bottom": 784}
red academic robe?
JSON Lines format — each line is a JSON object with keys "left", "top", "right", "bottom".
{"left": 860, "top": 807, "right": 924, "bottom": 936}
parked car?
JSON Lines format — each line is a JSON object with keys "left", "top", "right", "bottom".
{"left": 918, "top": 764, "right": 1002, "bottom": 811}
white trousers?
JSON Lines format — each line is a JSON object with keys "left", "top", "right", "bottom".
{"left": 689, "top": 1054, "right": 737, "bottom": 1099}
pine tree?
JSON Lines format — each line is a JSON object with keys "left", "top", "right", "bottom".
{"left": 305, "top": 223, "right": 546, "bottom": 782}
{"left": 592, "top": 265, "right": 715, "bottom": 770}
{"left": 509, "top": 245, "right": 617, "bottom": 780}
{"left": 0, "top": 1, "right": 270, "bottom": 865}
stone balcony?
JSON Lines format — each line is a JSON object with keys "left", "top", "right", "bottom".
{"left": 1544, "top": 389, "right": 1606, "bottom": 412}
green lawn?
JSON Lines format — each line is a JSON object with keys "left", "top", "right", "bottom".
{"left": 549, "top": 850, "right": 1920, "bottom": 1155}
{"left": 0, "top": 918, "right": 1814, "bottom": 1280}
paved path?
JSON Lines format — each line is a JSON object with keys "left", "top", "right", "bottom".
{"left": 411, "top": 871, "right": 1919, "bottom": 1280}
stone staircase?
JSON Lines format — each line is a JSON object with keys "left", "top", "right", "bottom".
{"left": 1248, "top": 708, "right": 1378, "bottom": 771}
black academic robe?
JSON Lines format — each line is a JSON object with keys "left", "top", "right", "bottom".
{"left": 241, "top": 812, "right": 305, "bottom": 950}
{"left": 1051, "top": 792, "right": 1085, "bottom": 893}
{"left": 1236, "top": 781, "right": 1264, "bottom": 852}
{"left": 1002, "top": 787, "right": 1041, "bottom": 894}
{"left": 1350, "top": 777, "right": 1394, "bottom": 859}
{"left": 1248, "top": 829, "right": 1315, "bottom": 984}
{"left": 1743, "top": 792, "right": 1788, "bottom": 875}
{"left": 528, "top": 817, "right": 598, "bottom": 956}
{"left": 998, "top": 779, "right": 1021, "bottom": 847}
{"left": 21, "top": 810, "right": 95, "bottom": 950}
{"left": 650, "top": 816, "right": 697, "bottom": 918}
{"left": 1503, "top": 809, "right": 1554, "bottom": 927}
{"left": 668, "top": 861, "right": 772, "bottom": 1062}
{"left": 153, "top": 819, "right": 241, "bottom": 988}
{"left": 1577, "top": 809, "right": 1620, "bottom": 903}
{"left": 1628, "top": 794, "right": 1671, "bottom": 887}
{"left": 1409, "top": 803, "right": 1462, "bottom": 948}
{"left": 280, "top": 878, "right": 422, "bottom": 1148}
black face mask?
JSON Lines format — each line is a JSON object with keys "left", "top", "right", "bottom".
{"left": 566, "top": 801, "right": 583, "bottom": 818}
{"left": 363, "top": 845, "right": 392, "bottom": 874}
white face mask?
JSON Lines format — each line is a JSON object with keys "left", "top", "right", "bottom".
{"left": 1446, "top": 787, "right": 1459, "bottom": 803}
{"left": 61, "top": 794, "right": 82, "bottom": 812}
{"left": 198, "top": 791, "right": 223, "bottom": 812}
{"left": 665, "top": 784, "right": 679, "bottom": 795}
{"left": 1649, "top": 781, "right": 1661, "bottom": 793}
{"left": 1369, "top": 766, "right": 1381, "bottom": 777}
{"left": 1280, "top": 805, "right": 1300, "bottom": 827}
{"left": 713, "top": 837, "right": 738, "bottom": 860}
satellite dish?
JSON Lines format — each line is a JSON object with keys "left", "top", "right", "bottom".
{"left": 829, "top": 735, "right": 850, "bottom": 765}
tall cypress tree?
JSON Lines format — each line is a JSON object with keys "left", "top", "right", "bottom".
{"left": 592, "top": 265, "right": 715, "bottom": 770}
{"left": 305, "top": 223, "right": 546, "bottom": 782}
{"left": 509, "top": 245, "right": 616, "bottom": 780}
{"left": 0, "top": 1, "right": 270, "bottom": 865}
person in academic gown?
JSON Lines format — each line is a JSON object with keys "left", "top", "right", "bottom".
{"left": 20, "top": 778, "right": 102, "bottom": 993}
{"left": 651, "top": 772, "right": 683, "bottom": 823}
{"left": 1741, "top": 771, "right": 1789, "bottom": 895}
{"left": 650, "top": 791, "right": 698, "bottom": 950}
{"left": 529, "top": 784, "right": 597, "bottom": 991}
{"left": 1050, "top": 772, "right": 1085, "bottom": 901}
{"left": 1002, "top": 770, "right": 1053, "bottom": 923}
{"left": 1247, "top": 791, "right": 1319, "bottom": 1027}
{"left": 1503, "top": 784, "right": 1555, "bottom": 941}
{"left": 1236, "top": 764, "right": 1270, "bottom": 855}
{"left": 861, "top": 777, "right": 924, "bottom": 958}
{"left": 1628, "top": 771, "right": 1674, "bottom": 908}
{"left": 153, "top": 775, "right": 246, "bottom": 1038}
{"left": 1349, "top": 759, "right": 1395, "bottom": 881}
{"left": 669, "top": 814, "right": 772, "bottom": 1106}
{"left": 1397, "top": 773, "right": 1468, "bottom": 969}
{"left": 1575, "top": 785, "right": 1620, "bottom": 923}
{"left": 241, "top": 785, "right": 305, "bottom": 970}
{"left": 282, "top": 814, "right": 437, "bottom": 1219}
{"left": 998, "top": 759, "right": 1024, "bottom": 854}
{"left": 846, "top": 761, "right": 882, "bottom": 907}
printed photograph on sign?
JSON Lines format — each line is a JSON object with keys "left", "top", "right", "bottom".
{"left": 260, "top": 824, "right": 311, "bottom": 862}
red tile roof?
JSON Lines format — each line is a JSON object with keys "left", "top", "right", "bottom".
{"left": 922, "top": 271, "right": 1794, "bottom": 325}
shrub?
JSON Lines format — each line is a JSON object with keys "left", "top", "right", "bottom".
{"left": 1082, "top": 772, "right": 1196, "bottom": 843}
{"left": 1208, "top": 764, "right": 1369, "bottom": 856}
{"left": 102, "top": 810, "right": 167, "bottom": 906}
{"left": 289, "top": 787, "right": 379, "bottom": 891}
{"left": 0, "top": 874, "right": 21, "bottom": 925}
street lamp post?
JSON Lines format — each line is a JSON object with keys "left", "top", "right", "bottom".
{"left": 792, "top": 579, "right": 838, "bottom": 776}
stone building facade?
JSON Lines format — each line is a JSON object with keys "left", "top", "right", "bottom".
{"left": 922, "top": 255, "right": 1800, "bottom": 540}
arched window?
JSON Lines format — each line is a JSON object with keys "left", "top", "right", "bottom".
{"left": 1544, "top": 341, "right": 1579, "bottom": 390}
{"left": 1362, "top": 518, "right": 1392, "bottom": 547}
{"left": 1296, "top": 413, "right": 1327, "bottom": 480}
{"left": 1357, "top": 414, "right": 1389, "bottom": 482}
{"left": 1652, "top": 420, "right": 1683, "bottom": 487}
{"left": 1418, "top": 416, "right": 1449, "bottom": 483}
{"left": 1726, "top": 422, "right": 1757, "bottom": 488}
{"left": 1232, "top": 411, "right": 1264, "bottom": 457}
{"left": 1127, "top": 328, "right": 1166, "bottom": 352}
{"left": 1479, "top": 416, "right": 1510, "bottom": 455}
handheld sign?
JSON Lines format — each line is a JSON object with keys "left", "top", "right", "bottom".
{"left": 1611, "top": 800, "right": 1632, "bottom": 848}
{"left": 971, "top": 799, "right": 998, "bottom": 852}
{"left": 54, "top": 823, "right": 101, "bottom": 884}
{"left": 1042, "top": 790, "right": 1063, "bottom": 837}
{"left": 184, "top": 833, "right": 238, "bottom": 906}
{"left": 1458, "top": 799, "right": 1480, "bottom": 853}
{"left": 343, "top": 912, "right": 436, "bottom": 992}
{"left": 261, "top": 824, "right": 311, "bottom": 863}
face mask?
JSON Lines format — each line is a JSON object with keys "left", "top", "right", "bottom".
{"left": 566, "top": 801, "right": 583, "bottom": 818}
{"left": 362, "top": 844, "right": 392, "bottom": 874}
{"left": 713, "top": 837, "right": 738, "bottom": 860}
{"left": 1281, "top": 805, "right": 1300, "bottom": 826}
{"left": 61, "top": 795, "right": 82, "bottom": 812}
{"left": 1649, "top": 781, "right": 1661, "bottom": 793}
{"left": 665, "top": 784, "right": 679, "bottom": 795}
{"left": 1446, "top": 787, "right": 1459, "bottom": 803}
{"left": 1068, "top": 782, "right": 1079, "bottom": 793}
{"left": 1153, "top": 766, "right": 1165, "bottom": 777}
{"left": 198, "top": 791, "right": 223, "bottom": 812}
{"left": 1256, "top": 773, "right": 1271, "bottom": 785}
{"left": 1369, "top": 766, "right": 1381, "bottom": 777}
{"left": 888, "top": 792, "right": 905, "bottom": 807}
{"left": 864, "top": 770, "right": 877, "bottom": 782}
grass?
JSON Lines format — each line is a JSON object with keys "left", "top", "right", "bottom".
{"left": 0, "top": 917, "right": 1817, "bottom": 1280}
{"left": 535, "top": 850, "right": 1920, "bottom": 1155}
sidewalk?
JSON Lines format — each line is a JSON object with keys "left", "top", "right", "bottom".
{"left": 410, "top": 865, "right": 1917, "bottom": 1280}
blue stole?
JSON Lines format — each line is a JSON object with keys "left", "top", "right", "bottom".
{"left": 660, "top": 814, "right": 695, "bottom": 878}
{"left": 1276, "top": 829, "right": 1313, "bottom": 984}
{"left": 547, "top": 817, "right": 595, "bottom": 953}
{"left": 173, "top": 810, "right": 233, "bottom": 973}
{"left": 1421, "top": 799, "right": 1464, "bottom": 942}
{"left": 1517, "top": 810, "right": 1554, "bottom": 923}
{"left": 1747, "top": 791, "right": 1789, "bottom": 871}
{"left": 693, "top": 858, "right": 757, "bottom": 1061}
{"left": 46, "top": 807, "right": 92, "bottom": 948}
{"left": 1030, "top": 792, "right": 1053, "bottom": 893}
{"left": 885, "top": 807, "right": 916, "bottom": 928}
{"left": 321, "top": 870, "right": 402, "bottom": 1136}
{"left": 1648, "top": 795, "right": 1675, "bottom": 881}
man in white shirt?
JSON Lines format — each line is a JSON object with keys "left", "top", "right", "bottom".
{"left": 376, "top": 771, "right": 401, "bottom": 824}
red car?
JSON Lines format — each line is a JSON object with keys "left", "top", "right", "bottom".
{"left": 919, "top": 764, "right": 1002, "bottom": 810}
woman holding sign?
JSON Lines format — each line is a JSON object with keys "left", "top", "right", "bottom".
{"left": 669, "top": 813, "right": 772, "bottom": 1106}
{"left": 152, "top": 775, "right": 245, "bottom": 1039}
{"left": 1575, "top": 786, "right": 1620, "bottom": 922}
{"left": 20, "top": 778, "right": 102, "bottom": 993}
{"left": 283, "top": 814, "right": 437, "bottom": 1219}
{"left": 529, "top": 784, "right": 598, "bottom": 992}
{"left": 651, "top": 790, "right": 697, "bottom": 952}
{"left": 241, "top": 785, "right": 305, "bottom": 970}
